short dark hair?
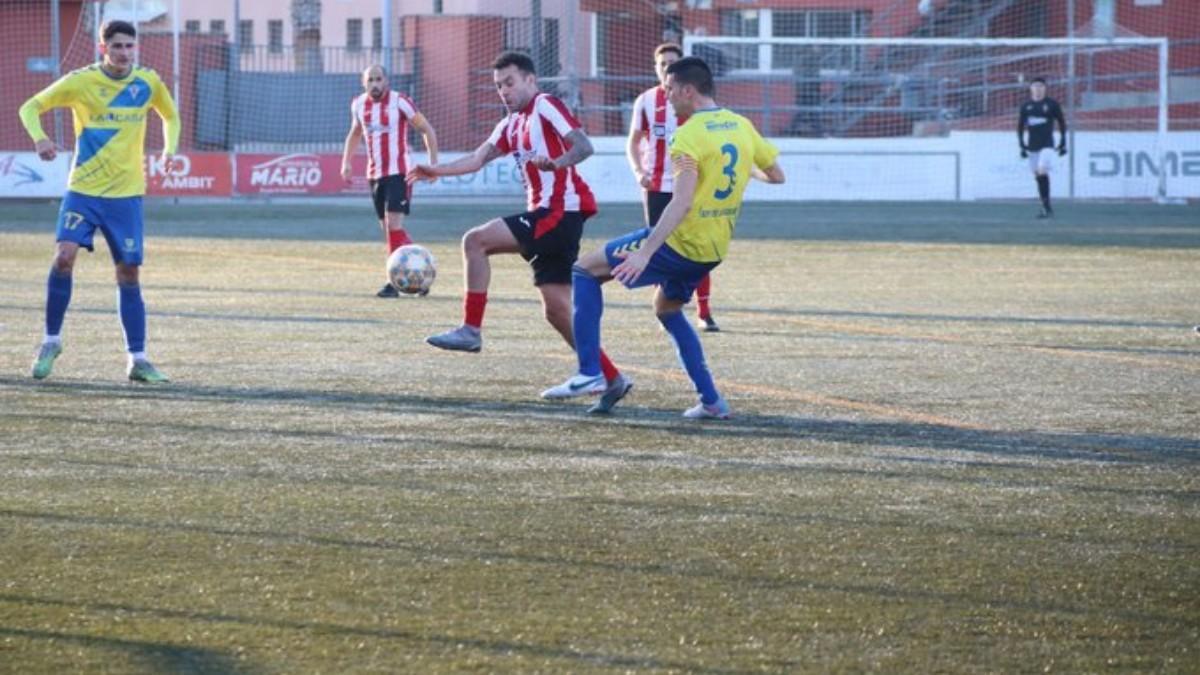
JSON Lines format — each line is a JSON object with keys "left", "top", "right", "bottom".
{"left": 101, "top": 20, "right": 137, "bottom": 42}
{"left": 654, "top": 43, "right": 683, "bottom": 59}
{"left": 666, "top": 56, "right": 714, "bottom": 95}
{"left": 1031, "top": 77, "right": 1047, "bottom": 85}
{"left": 493, "top": 51, "right": 536, "bottom": 76}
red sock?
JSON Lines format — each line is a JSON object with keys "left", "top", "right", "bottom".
{"left": 599, "top": 349, "right": 619, "bottom": 383}
{"left": 464, "top": 291, "right": 487, "bottom": 329}
{"left": 387, "top": 228, "right": 412, "bottom": 253}
{"left": 696, "top": 274, "right": 712, "bottom": 319}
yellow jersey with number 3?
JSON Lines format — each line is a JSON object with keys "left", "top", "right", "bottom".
{"left": 666, "top": 108, "right": 778, "bottom": 263}
{"left": 19, "top": 64, "right": 180, "bottom": 198}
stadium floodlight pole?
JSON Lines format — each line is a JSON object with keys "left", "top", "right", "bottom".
{"left": 1067, "top": 0, "right": 1076, "bottom": 200}
{"left": 382, "top": 0, "right": 392, "bottom": 75}
{"left": 172, "top": 0, "right": 180, "bottom": 111}
{"left": 1157, "top": 37, "right": 1169, "bottom": 203}
{"left": 132, "top": 0, "right": 139, "bottom": 65}
{"left": 230, "top": 0, "right": 240, "bottom": 194}
{"left": 51, "top": 0, "right": 63, "bottom": 146}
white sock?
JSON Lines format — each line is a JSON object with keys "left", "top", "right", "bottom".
{"left": 43, "top": 334, "right": 62, "bottom": 345}
{"left": 128, "top": 351, "right": 147, "bottom": 365}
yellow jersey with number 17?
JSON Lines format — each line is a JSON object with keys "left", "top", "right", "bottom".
{"left": 666, "top": 108, "right": 779, "bottom": 264}
{"left": 18, "top": 64, "right": 180, "bottom": 198}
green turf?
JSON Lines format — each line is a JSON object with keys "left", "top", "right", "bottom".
{"left": 1, "top": 200, "right": 1198, "bottom": 673}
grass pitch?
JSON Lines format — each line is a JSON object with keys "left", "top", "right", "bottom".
{"left": 1, "top": 199, "right": 1198, "bottom": 673}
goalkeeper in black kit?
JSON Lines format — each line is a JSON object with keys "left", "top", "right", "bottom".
{"left": 1017, "top": 77, "right": 1067, "bottom": 218}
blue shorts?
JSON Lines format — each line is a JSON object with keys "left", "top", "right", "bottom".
{"left": 56, "top": 191, "right": 145, "bottom": 266}
{"left": 604, "top": 228, "right": 719, "bottom": 303}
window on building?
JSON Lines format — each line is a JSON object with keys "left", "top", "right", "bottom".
{"left": 209, "top": 19, "right": 225, "bottom": 35}
{"left": 717, "top": 9, "right": 868, "bottom": 73}
{"left": 238, "top": 20, "right": 253, "bottom": 50}
{"left": 347, "top": 18, "right": 363, "bottom": 52}
{"left": 372, "top": 17, "right": 382, "bottom": 51}
{"left": 718, "top": 9, "right": 759, "bottom": 70}
{"left": 433, "top": 0, "right": 444, "bottom": 14}
{"left": 268, "top": 20, "right": 284, "bottom": 53}
{"left": 184, "top": 20, "right": 201, "bottom": 33}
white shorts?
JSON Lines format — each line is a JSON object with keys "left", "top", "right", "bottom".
{"left": 1028, "top": 148, "right": 1056, "bottom": 174}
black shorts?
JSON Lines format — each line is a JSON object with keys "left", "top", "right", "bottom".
{"left": 370, "top": 174, "right": 410, "bottom": 219}
{"left": 644, "top": 190, "right": 672, "bottom": 228}
{"left": 503, "top": 208, "right": 590, "bottom": 286}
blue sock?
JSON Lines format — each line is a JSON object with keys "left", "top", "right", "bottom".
{"left": 118, "top": 282, "right": 146, "bottom": 354}
{"left": 572, "top": 265, "right": 603, "bottom": 377}
{"left": 45, "top": 269, "right": 73, "bottom": 337}
{"left": 659, "top": 310, "right": 720, "bottom": 405}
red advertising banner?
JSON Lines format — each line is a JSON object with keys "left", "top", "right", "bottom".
{"left": 235, "top": 153, "right": 370, "bottom": 195}
{"left": 145, "top": 152, "right": 232, "bottom": 196}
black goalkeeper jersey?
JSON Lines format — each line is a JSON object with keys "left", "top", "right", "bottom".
{"left": 1018, "top": 97, "right": 1066, "bottom": 151}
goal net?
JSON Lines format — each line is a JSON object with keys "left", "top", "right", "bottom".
{"left": 685, "top": 35, "right": 1172, "bottom": 202}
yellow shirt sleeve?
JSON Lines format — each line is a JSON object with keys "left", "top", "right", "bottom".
{"left": 18, "top": 74, "right": 78, "bottom": 143}
{"left": 149, "top": 72, "right": 181, "bottom": 154}
{"left": 749, "top": 120, "right": 780, "bottom": 170}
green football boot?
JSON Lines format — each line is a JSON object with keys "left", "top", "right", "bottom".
{"left": 128, "top": 359, "right": 170, "bottom": 383}
{"left": 30, "top": 341, "right": 63, "bottom": 380}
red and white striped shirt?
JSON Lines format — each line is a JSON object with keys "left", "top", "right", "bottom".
{"left": 351, "top": 89, "right": 419, "bottom": 181}
{"left": 487, "top": 93, "right": 597, "bottom": 217}
{"left": 629, "top": 86, "right": 686, "bottom": 193}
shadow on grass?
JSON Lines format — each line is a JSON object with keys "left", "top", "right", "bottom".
{"left": 4, "top": 295, "right": 1198, "bottom": 333}
{"left": 0, "top": 597, "right": 743, "bottom": 674}
{"left": 0, "top": 510, "right": 1193, "bottom": 637}
{"left": 0, "top": 626, "right": 254, "bottom": 674}
{"left": 4, "top": 376, "right": 1199, "bottom": 474}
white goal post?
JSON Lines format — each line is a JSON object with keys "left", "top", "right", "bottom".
{"left": 683, "top": 36, "right": 1172, "bottom": 202}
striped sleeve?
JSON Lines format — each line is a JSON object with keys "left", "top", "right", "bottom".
{"left": 629, "top": 92, "right": 647, "bottom": 135}
{"left": 486, "top": 117, "right": 513, "bottom": 155}
{"left": 536, "top": 94, "right": 580, "bottom": 137}
{"left": 395, "top": 93, "right": 418, "bottom": 119}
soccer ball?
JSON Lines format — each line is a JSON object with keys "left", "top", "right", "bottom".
{"left": 386, "top": 244, "right": 436, "bottom": 295}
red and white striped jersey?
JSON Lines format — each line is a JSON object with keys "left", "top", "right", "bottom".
{"left": 487, "top": 93, "right": 597, "bottom": 215}
{"left": 351, "top": 89, "right": 419, "bottom": 180}
{"left": 630, "top": 86, "right": 687, "bottom": 193}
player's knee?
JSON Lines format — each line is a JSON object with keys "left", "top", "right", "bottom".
{"left": 571, "top": 264, "right": 595, "bottom": 281}
{"left": 50, "top": 252, "right": 75, "bottom": 275}
{"left": 115, "top": 264, "right": 140, "bottom": 286}
{"left": 462, "top": 228, "right": 485, "bottom": 255}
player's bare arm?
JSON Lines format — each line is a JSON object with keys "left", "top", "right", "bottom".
{"left": 626, "top": 124, "right": 649, "bottom": 187}
{"left": 409, "top": 112, "right": 440, "bottom": 181}
{"left": 530, "top": 129, "right": 593, "bottom": 172}
{"left": 340, "top": 112, "right": 363, "bottom": 182}
{"left": 752, "top": 163, "right": 786, "bottom": 184}
{"left": 612, "top": 155, "right": 698, "bottom": 285}
{"left": 407, "top": 141, "right": 502, "bottom": 185}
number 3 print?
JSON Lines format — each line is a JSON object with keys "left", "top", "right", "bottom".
{"left": 713, "top": 143, "right": 738, "bottom": 200}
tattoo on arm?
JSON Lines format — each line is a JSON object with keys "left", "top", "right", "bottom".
{"left": 482, "top": 143, "right": 504, "bottom": 164}
{"left": 554, "top": 129, "right": 594, "bottom": 169}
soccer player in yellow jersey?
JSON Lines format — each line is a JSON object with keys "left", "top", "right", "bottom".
{"left": 18, "top": 20, "right": 180, "bottom": 382}
{"left": 544, "top": 56, "right": 785, "bottom": 418}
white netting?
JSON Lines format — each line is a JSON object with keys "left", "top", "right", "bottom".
{"left": 3, "top": 0, "right": 1196, "bottom": 201}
